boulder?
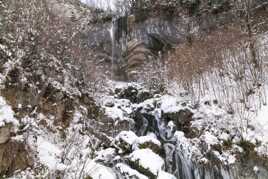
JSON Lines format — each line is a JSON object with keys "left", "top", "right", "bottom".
{"left": 137, "top": 90, "right": 153, "bottom": 103}
{"left": 128, "top": 149, "right": 164, "bottom": 178}
{"left": 95, "top": 148, "right": 117, "bottom": 165}
{"left": 133, "top": 136, "right": 162, "bottom": 154}
{"left": 115, "top": 131, "right": 138, "bottom": 153}
{"left": 162, "top": 108, "right": 193, "bottom": 132}
{"left": 115, "top": 85, "right": 139, "bottom": 103}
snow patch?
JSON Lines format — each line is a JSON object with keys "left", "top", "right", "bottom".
{"left": 254, "top": 104, "right": 268, "bottom": 143}
{"left": 160, "top": 95, "right": 181, "bottom": 113}
{"left": 129, "top": 149, "right": 164, "bottom": 176}
{"left": 116, "top": 131, "right": 138, "bottom": 145}
{"left": 36, "top": 136, "right": 65, "bottom": 171}
{"left": 201, "top": 131, "right": 219, "bottom": 146}
{"left": 104, "top": 98, "right": 132, "bottom": 121}
{"left": 105, "top": 106, "right": 124, "bottom": 120}
{"left": 0, "top": 96, "right": 19, "bottom": 127}
{"left": 133, "top": 135, "right": 161, "bottom": 150}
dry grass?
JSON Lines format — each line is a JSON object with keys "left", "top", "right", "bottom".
{"left": 165, "top": 24, "right": 268, "bottom": 131}
{"left": 167, "top": 26, "right": 248, "bottom": 84}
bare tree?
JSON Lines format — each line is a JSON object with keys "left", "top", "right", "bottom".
{"left": 233, "top": 0, "right": 268, "bottom": 68}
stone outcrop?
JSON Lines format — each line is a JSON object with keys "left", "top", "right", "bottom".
{"left": 0, "top": 140, "right": 33, "bottom": 176}
{"left": 94, "top": 83, "right": 268, "bottom": 179}
{"left": 123, "top": 39, "right": 157, "bottom": 81}
{"left": 0, "top": 124, "right": 12, "bottom": 144}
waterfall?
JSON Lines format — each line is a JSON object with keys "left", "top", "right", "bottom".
{"left": 81, "top": 0, "right": 130, "bottom": 79}
{"left": 136, "top": 102, "right": 268, "bottom": 179}
{"left": 109, "top": 17, "right": 115, "bottom": 79}
{"left": 78, "top": 2, "right": 268, "bottom": 177}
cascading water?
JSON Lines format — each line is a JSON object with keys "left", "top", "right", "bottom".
{"left": 135, "top": 101, "right": 268, "bottom": 179}
{"left": 80, "top": 1, "right": 268, "bottom": 178}
{"left": 140, "top": 108, "right": 267, "bottom": 179}
{"left": 109, "top": 18, "right": 115, "bottom": 79}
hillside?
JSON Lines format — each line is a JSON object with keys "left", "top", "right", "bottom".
{"left": 0, "top": 0, "right": 268, "bottom": 179}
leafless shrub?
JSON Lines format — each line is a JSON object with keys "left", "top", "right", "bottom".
{"left": 1, "top": 0, "right": 108, "bottom": 97}
{"left": 167, "top": 24, "right": 267, "bottom": 131}
{"left": 167, "top": 27, "right": 246, "bottom": 90}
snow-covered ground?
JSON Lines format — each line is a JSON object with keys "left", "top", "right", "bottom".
{"left": 1, "top": 4, "right": 268, "bottom": 176}
{"left": 1, "top": 55, "right": 267, "bottom": 177}
{"left": 255, "top": 104, "right": 268, "bottom": 143}
{"left": 99, "top": 76, "right": 268, "bottom": 176}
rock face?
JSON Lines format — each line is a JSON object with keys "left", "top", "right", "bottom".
{"left": 0, "top": 140, "right": 33, "bottom": 176}
{"left": 93, "top": 83, "right": 268, "bottom": 179}
{"left": 0, "top": 124, "right": 12, "bottom": 144}
{"left": 0, "top": 96, "right": 32, "bottom": 177}
{"left": 1, "top": 0, "right": 268, "bottom": 178}
{"left": 115, "top": 84, "right": 153, "bottom": 103}
{"left": 128, "top": 148, "right": 164, "bottom": 178}
{"left": 0, "top": 96, "right": 19, "bottom": 144}
{"left": 162, "top": 108, "right": 196, "bottom": 137}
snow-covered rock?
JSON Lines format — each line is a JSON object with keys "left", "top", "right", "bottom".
{"left": 105, "top": 106, "right": 124, "bottom": 120}
{"left": 200, "top": 131, "right": 220, "bottom": 150}
{"left": 104, "top": 97, "right": 133, "bottom": 121}
{"left": 116, "top": 163, "right": 149, "bottom": 179}
{"left": 0, "top": 96, "right": 18, "bottom": 144}
{"left": 0, "top": 96, "right": 18, "bottom": 127}
{"left": 128, "top": 149, "right": 164, "bottom": 177}
{"left": 160, "top": 95, "right": 181, "bottom": 114}
{"left": 87, "top": 163, "right": 117, "bottom": 179}
{"left": 115, "top": 131, "right": 138, "bottom": 152}
{"left": 36, "top": 136, "right": 65, "bottom": 171}
{"left": 116, "top": 131, "right": 138, "bottom": 145}
{"left": 95, "top": 148, "right": 117, "bottom": 164}
{"left": 133, "top": 135, "right": 161, "bottom": 153}
{"left": 103, "top": 96, "right": 115, "bottom": 107}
